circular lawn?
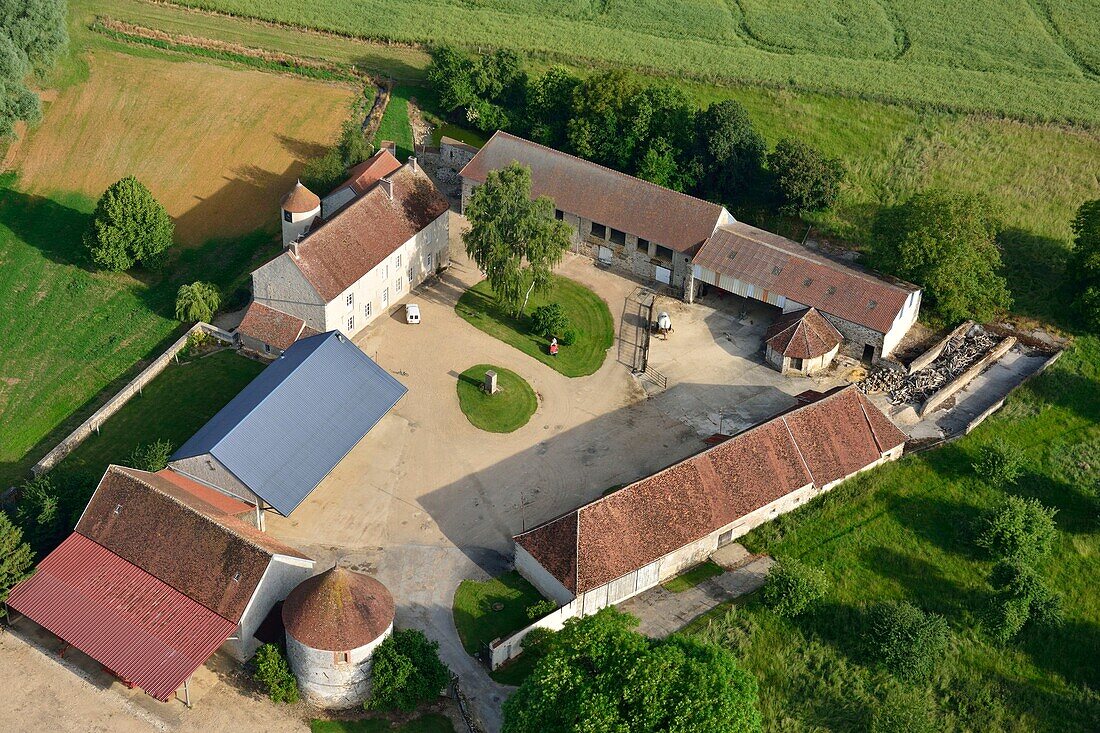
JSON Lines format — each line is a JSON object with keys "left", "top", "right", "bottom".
{"left": 456, "top": 364, "right": 538, "bottom": 433}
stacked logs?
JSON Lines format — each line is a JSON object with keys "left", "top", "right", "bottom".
{"left": 859, "top": 328, "right": 996, "bottom": 405}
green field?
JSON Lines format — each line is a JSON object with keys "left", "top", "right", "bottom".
{"left": 59, "top": 350, "right": 264, "bottom": 478}
{"left": 682, "top": 338, "right": 1100, "bottom": 732}
{"left": 456, "top": 365, "right": 538, "bottom": 433}
{"left": 455, "top": 276, "right": 614, "bottom": 378}
{"left": 452, "top": 571, "right": 548, "bottom": 655}
{"left": 164, "top": 0, "right": 1100, "bottom": 126}
{"left": 0, "top": 173, "right": 276, "bottom": 487}
{"left": 311, "top": 714, "right": 455, "bottom": 733}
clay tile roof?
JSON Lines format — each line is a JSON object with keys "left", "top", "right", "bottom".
{"left": 291, "top": 164, "right": 449, "bottom": 301}
{"left": 460, "top": 131, "right": 727, "bottom": 254}
{"left": 694, "top": 222, "right": 917, "bottom": 333}
{"left": 282, "top": 567, "right": 395, "bottom": 651}
{"left": 281, "top": 180, "right": 321, "bottom": 214}
{"left": 515, "top": 386, "right": 905, "bottom": 594}
{"left": 340, "top": 149, "right": 403, "bottom": 197}
{"left": 153, "top": 468, "right": 254, "bottom": 517}
{"left": 76, "top": 466, "right": 311, "bottom": 622}
{"left": 765, "top": 307, "right": 843, "bottom": 359}
{"left": 238, "top": 301, "right": 308, "bottom": 351}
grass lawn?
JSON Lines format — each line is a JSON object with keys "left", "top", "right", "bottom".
{"left": 0, "top": 173, "right": 277, "bottom": 488}
{"left": 456, "top": 365, "right": 537, "bottom": 433}
{"left": 682, "top": 337, "right": 1100, "bottom": 732}
{"left": 58, "top": 350, "right": 264, "bottom": 478}
{"left": 431, "top": 123, "right": 488, "bottom": 148}
{"left": 452, "top": 571, "right": 549, "bottom": 655}
{"left": 373, "top": 84, "right": 417, "bottom": 161}
{"left": 455, "top": 276, "right": 614, "bottom": 378}
{"left": 311, "top": 714, "right": 455, "bottom": 733}
{"left": 489, "top": 647, "right": 542, "bottom": 687}
{"left": 663, "top": 560, "right": 725, "bottom": 593}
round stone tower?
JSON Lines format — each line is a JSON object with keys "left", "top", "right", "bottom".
{"left": 282, "top": 566, "right": 395, "bottom": 709}
{"left": 280, "top": 180, "right": 321, "bottom": 248}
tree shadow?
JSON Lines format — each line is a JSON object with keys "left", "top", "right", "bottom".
{"left": 0, "top": 183, "right": 93, "bottom": 269}
{"left": 1006, "top": 466, "right": 1099, "bottom": 536}
{"left": 885, "top": 492, "right": 986, "bottom": 561}
{"left": 274, "top": 133, "right": 331, "bottom": 162}
{"left": 1023, "top": 361, "right": 1100, "bottom": 426}
{"left": 1017, "top": 617, "right": 1100, "bottom": 690}
{"left": 859, "top": 545, "right": 986, "bottom": 619}
{"left": 997, "top": 228, "right": 1070, "bottom": 328}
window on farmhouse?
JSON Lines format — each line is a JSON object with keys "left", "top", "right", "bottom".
{"left": 396, "top": 254, "right": 402, "bottom": 270}
{"left": 334, "top": 651, "right": 350, "bottom": 665}
{"left": 591, "top": 222, "right": 607, "bottom": 239}
{"left": 655, "top": 244, "right": 674, "bottom": 261}
{"left": 426, "top": 252, "right": 433, "bottom": 271}
{"left": 610, "top": 228, "right": 626, "bottom": 245}
{"left": 347, "top": 315, "right": 355, "bottom": 331}
{"left": 364, "top": 302, "right": 372, "bottom": 318}
{"left": 791, "top": 357, "right": 804, "bottom": 371}
{"left": 346, "top": 293, "right": 354, "bottom": 308}
{"left": 382, "top": 287, "right": 389, "bottom": 305}
{"left": 396, "top": 276, "right": 403, "bottom": 293}
{"left": 283, "top": 210, "right": 292, "bottom": 223}
{"left": 555, "top": 209, "right": 564, "bottom": 220}
{"left": 637, "top": 238, "right": 650, "bottom": 255}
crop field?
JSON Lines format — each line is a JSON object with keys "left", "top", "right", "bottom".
{"left": 164, "top": 0, "right": 1100, "bottom": 125}
{"left": 10, "top": 50, "right": 354, "bottom": 245}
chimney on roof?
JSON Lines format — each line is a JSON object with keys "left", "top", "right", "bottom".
{"left": 408, "top": 155, "right": 417, "bottom": 173}
{"left": 380, "top": 177, "right": 393, "bottom": 201}
{"left": 380, "top": 140, "right": 396, "bottom": 157}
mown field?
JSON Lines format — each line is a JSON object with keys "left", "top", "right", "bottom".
{"left": 684, "top": 338, "right": 1100, "bottom": 732}
{"left": 162, "top": 0, "right": 1100, "bottom": 125}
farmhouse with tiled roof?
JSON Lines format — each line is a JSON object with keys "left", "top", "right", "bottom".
{"left": 239, "top": 149, "right": 450, "bottom": 355}
{"left": 512, "top": 386, "right": 905, "bottom": 611}
{"left": 6, "top": 465, "right": 315, "bottom": 701}
{"left": 460, "top": 132, "right": 921, "bottom": 362}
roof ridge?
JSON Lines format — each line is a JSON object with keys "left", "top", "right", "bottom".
{"left": 114, "top": 466, "right": 281, "bottom": 560}
{"left": 855, "top": 392, "right": 886, "bottom": 454}
{"left": 781, "top": 413, "right": 819, "bottom": 488}
{"left": 491, "top": 131, "right": 725, "bottom": 214}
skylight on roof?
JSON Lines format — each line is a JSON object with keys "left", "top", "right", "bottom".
{"left": 826, "top": 286, "right": 836, "bottom": 296}
{"left": 727, "top": 250, "right": 738, "bottom": 259}
{"left": 868, "top": 300, "right": 877, "bottom": 309}
{"left": 772, "top": 266, "right": 782, "bottom": 275}
{"left": 803, "top": 277, "right": 813, "bottom": 287}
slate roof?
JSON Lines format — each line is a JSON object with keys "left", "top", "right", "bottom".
{"left": 765, "top": 307, "right": 843, "bottom": 359}
{"left": 694, "top": 222, "right": 917, "bottom": 333}
{"left": 282, "top": 567, "right": 395, "bottom": 651}
{"left": 460, "top": 131, "right": 727, "bottom": 254}
{"left": 290, "top": 162, "right": 449, "bottom": 302}
{"left": 238, "top": 301, "right": 314, "bottom": 352}
{"left": 515, "top": 386, "right": 905, "bottom": 594}
{"left": 5, "top": 533, "right": 237, "bottom": 701}
{"left": 77, "top": 466, "right": 309, "bottom": 622}
{"left": 171, "top": 331, "right": 407, "bottom": 516}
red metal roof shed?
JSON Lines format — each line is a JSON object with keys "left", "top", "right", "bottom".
{"left": 5, "top": 533, "right": 235, "bottom": 701}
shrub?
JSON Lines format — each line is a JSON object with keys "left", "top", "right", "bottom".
{"left": 870, "top": 687, "right": 939, "bottom": 733}
{"left": 175, "top": 281, "right": 221, "bottom": 323}
{"left": 300, "top": 148, "right": 346, "bottom": 196}
{"left": 530, "top": 302, "right": 569, "bottom": 338}
{"left": 767, "top": 137, "right": 845, "bottom": 214}
{"left": 865, "top": 601, "right": 950, "bottom": 681}
{"left": 0, "top": 510, "right": 35, "bottom": 605}
{"left": 560, "top": 329, "right": 577, "bottom": 346}
{"left": 974, "top": 496, "right": 1058, "bottom": 564}
{"left": 84, "top": 176, "right": 174, "bottom": 271}
{"left": 252, "top": 643, "right": 299, "bottom": 704}
{"left": 525, "top": 599, "right": 557, "bottom": 620}
{"left": 369, "top": 629, "right": 450, "bottom": 712}
{"left": 761, "top": 558, "right": 829, "bottom": 618}
{"left": 127, "top": 439, "right": 174, "bottom": 473}
{"left": 972, "top": 439, "right": 1024, "bottom": 487}
{"left": 985, "top": 560, "right": 1063, "bottom": 643}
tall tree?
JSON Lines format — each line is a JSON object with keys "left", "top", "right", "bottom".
{"left": 463, "top": 163, "right": 572, "bottom": 316}
{"left": 503, "top": 608, "right": 762, "bottom": 733}
{"left": 566, "top": 69, "right": 637, "bottom": 170}
{"left": 870, "top": 189, "right": 1011, "bottom": 323}
{"left": 0, "top": 510, "right": 34, "bottom": 605}
{"left": 84, "top": 176, "right": 175, "bottom": 271}
{"left": 523, "top": 66, "right": 580, "bottom": 147}
{"left": 1069, "top": 198, "right": 1100, "bottom": 331}
{"left": 0, "top": 0, "right": 69, "bottom": 138}
{"left": 695, "top": 99, "right": 766, "bottom": 203}
{"left": 627, "top": 83, "right": 699, "bottom": 191}
{"left": 767, "top": 137, "right": 846, "bottom": 214}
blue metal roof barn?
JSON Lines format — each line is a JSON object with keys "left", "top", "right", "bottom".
{"left": 172, "top": 331, "right": 406, "bottom": 516}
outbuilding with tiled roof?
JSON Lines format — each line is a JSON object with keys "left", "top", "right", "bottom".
{"left": 764, "top": 307, "right": 843, "bottom": 375}
{"left": 282, "top": 567, "right": 395, "bottom": 708}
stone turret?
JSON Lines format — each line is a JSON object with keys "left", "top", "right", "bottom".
{"left": 280, "top": 180, "right": 321, "bottom": 248}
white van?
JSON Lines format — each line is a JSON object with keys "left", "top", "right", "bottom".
{"left": 405, "top": 303, "right": 421, "bottom": 324}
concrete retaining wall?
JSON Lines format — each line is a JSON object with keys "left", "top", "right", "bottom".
{"left": 31, "top": 322, "right": 236, "bottom": 476}
{"left": 962, "top": 349, "right": 1063, "bottom": 435}
{"left": 920, "top": 336, "right": 1016, "bottom": 417}
{"left": 908, "top": 321, "right": 974, "bottom": 374}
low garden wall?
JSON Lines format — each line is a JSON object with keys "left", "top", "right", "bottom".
{"left": 31, "top": 322, "right": 236, "bottom": 476}
{"left": 488, "top": 598, "right": 581, "bottom": 670}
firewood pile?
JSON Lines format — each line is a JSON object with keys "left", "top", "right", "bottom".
{"left": 859, "top": 328, "right": 996, "bottom": 405}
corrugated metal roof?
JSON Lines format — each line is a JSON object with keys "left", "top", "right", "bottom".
{"left": 6, "top": 533, "right": 235, "bottom": 701}
{"left": 171, "top": 332, "right": 407, "bottom": 516}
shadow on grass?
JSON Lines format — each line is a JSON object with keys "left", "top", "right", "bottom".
{"left": 0, "top": 179, "right": 93, "bottom": 269}
{"left": 1018, "top": 617, "right": 1100, "bottom": 690}
{"left": 885, "top": 492, "right": 986, "bottom": 560}
{"left": 859, "top": 545, "right": 986, "bottom": 619}
{"left": 998, "top": 228, "right": 1070, "bottom": 328}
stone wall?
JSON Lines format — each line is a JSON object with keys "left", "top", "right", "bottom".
{"left": 31, "top": 322, "right": 236, "bottom": 477}
{"left": 287, "top": 622, "right": 392, "bottom": 708}
{"left": 440, "top": 137, "right": 479, "bottom": 169}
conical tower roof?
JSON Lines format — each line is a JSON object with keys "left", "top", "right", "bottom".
{"left": 282, "top": 567, "right": 394, "bottom": 651}
{"left": 764, "top": 307, "right": 843, "bottom": 359}
{"left": 281, "top": 180, "right": 321, "bottom": 214}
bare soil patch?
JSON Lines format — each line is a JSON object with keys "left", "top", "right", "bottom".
{"left": 11, "top": 51, "right": 355, "bottom": 245}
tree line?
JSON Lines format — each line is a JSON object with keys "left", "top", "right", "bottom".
{"left": 0, "top": 0, "right": 68, "bottom": 140}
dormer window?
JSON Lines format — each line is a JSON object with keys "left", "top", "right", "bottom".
{"left": 803, "top": 278, "right": 813, "bottom": 287}
{"left": 826, "top": 286, "right": 836, "bottom": 296}
{"left": 114, "top": 504, "right": 122, "bottom": 515}
{"left": 232, "top": 572, "right": 241, "bottom": 582}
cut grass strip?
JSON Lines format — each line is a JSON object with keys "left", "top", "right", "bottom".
{"left": 452, "top": 571, "right": 548, "bottom": 655}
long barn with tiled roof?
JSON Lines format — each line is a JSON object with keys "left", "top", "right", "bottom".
{"left": 512, "top": 386, "right": 905, "bottom": 612}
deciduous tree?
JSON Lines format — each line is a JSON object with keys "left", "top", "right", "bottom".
{"left": 463, "top": 163, "right": 572, "bottom": 316}
{"left": 695, "top": 99, "right": 766, "bottom": 203}
{"left": 1069, "top": 199, "right": 1100, "bottom": 331}
{"left": 503, "top": 608, "right": 762, "bottom": 733}
{"left": 175, "top": 281, "right": 221, "bottom": 323}
{"left": 865, "top": 601, "right": 950, "bottom": 682}
{"left": 767, "top": 137, "right": 845, "bottom": 214}
{"left": 870, "top": 189, "right": 1010, "bottom": 323}
{"left": 974, "top": 495, "right": 1058, "bottom": 565}
{"left": 762, "top": 558, "right": 830, "bottom": 617}
{"left": 84, "top": 176, "right": 174, "bottom": 271}
{"left": 368, "top": 629, "right": 450, "bottom": 712}
{"left": 0, "top": 0, "right": 68, "bottom": 138}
